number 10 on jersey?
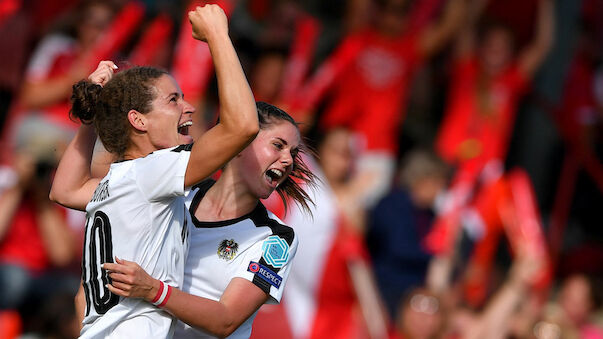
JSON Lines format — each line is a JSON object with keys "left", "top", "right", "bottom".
{"left": 82, "top": 211, "right": 120, "bottom": 315}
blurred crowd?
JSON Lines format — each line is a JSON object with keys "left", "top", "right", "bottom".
{"left": 0, "top": 0, "right": 601, "bottom": 338}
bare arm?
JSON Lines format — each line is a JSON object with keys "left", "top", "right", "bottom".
{"left": 36, "top": 197, "right": 76, "bottom": 266}
{"left": 0, "top": 186, "right": 24, "bottom": 241}
{"left": 49, "top": 123, "right": 100, "bottom": 211}
{"left": 49, "top": 61, "right": 117, "bottom": 210}
{"left": 0, "top": 154, "right": 35, "bottom": 240}
{"left": 454, "top": 0, "right": 490, "bottom": 59}
{"left": 348, "top": 259, "right": 389, "bottom": 339}
{"left": 462, "top": 253, "right": 538, "bottom": 339}
{"left": 75, "top": 282, "right": 86, "bottom": 332}
{"left": 105, "top": 258, "right": 269, "bottom": 338}
{"left": 517, "top": 0, "right": 554, "bottom": 77}
{"left": 419, "top": 0, "right": 467, "bottom": 58}
{"left": 183, "top": 5, "right": 259, "bottom": 188}
{"left": 20, "top": 55, "right": 90, "bottom": 110}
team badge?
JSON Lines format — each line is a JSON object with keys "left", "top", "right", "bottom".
{"left": 248, "top": 261, "right": 282, "bottom": 288}
{"left": 261, "top": 235, "right": 289, "bottom": 268}
{"left": 217, "top": 239, "right": 239, "bottom": 261}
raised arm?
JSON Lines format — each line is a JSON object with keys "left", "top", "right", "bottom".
{"left": 104, "top": 258, "right": 269, "bottom": 338}
{"left": 183, "top": 5, "right": 259, "bottom": 187}
{"left": 454, "top": 0, "right": 490, "bottom": 59}
{"left": 517, "top": 0, "right": 554, "bottom": 77}
{"left": 49, "top": 61, "right": 117, "bottom": 210}
{"left": 419, "top": 0, "right": 467, "bottom": 58}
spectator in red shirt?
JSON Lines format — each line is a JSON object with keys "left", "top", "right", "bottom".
{"left": 426, "top": 0, "right": 555, "bottom": 308}
{"left": 0, "top": 117, "right": 80, "bottom": 329}
{"left": 17, "top": 0, "right": 116, "bottom": 130}
{"left": 298, "top": 0, "right": 466, "bottom": 209}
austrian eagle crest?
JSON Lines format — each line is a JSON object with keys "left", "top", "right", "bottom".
{"left": 217, "top": 239, "right": 239, "bottom": 261}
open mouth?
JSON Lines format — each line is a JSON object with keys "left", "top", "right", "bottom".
{"left": 265, "top": 168, "right": 284, "bottom": 186}
{"left": 178, "top": 121, "right": 193, "bottom": 136}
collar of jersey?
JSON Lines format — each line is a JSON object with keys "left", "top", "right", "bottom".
{"left": 189, "top": 179, "right": 266, "bottom": 228}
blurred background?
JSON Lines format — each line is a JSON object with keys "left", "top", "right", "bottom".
{"left": 0, "top": 0, "right": 601, "bottom": 338}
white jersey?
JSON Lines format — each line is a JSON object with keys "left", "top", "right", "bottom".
{"left": 175, "top": 181, "right": 298, "bottom": 339}
{"left": 80, "top": 145, "right": 192, "bottom": 338}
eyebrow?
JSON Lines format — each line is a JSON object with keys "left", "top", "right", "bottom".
{"left": 166, "top": 92, "right": 181, "bottom": 100}
{"left": 275, "top": 137, "right": 288, "bottom": 146}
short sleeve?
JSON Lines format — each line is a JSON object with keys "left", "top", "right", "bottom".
{"left": 235, "top": 231, "right": 298, "bottom": 304}
{"left": 135, "top": 145, "right": 192, "bottom": 202}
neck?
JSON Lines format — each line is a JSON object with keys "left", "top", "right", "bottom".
{"left": 122, "top": 136, "right": 158, "bottom": 160}
{"left": 195, "top": 169, "right": 258, "bottom": 222}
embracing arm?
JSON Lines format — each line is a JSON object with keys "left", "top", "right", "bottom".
{"left": 184, "top": 5, "right": 259, "bottom": 188}
{"left": 159, "top": 279, "right": 268, "bottom": 337}
{"left": 105, "top": 258, "right": 268, "bottom": 338}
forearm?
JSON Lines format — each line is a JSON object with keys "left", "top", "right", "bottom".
{"left": 37, "top": 204, "right": 75, "bottom": 266}
{"left": 207, "top": 30, "right": 258, "bottom": 137}
{"left": 534, "top": 0, "right": 554, "bottom": 52}
{"left": 519, "top": 0, "right": 554, "bottom": 76}
{"left": 162, "top": 288, "right": 239, "bottom": 338}
{"left": 348, "top": 260, "right": 388, "bottom": 339}
{"left": 184, "top": 29, "right": 259, "bottom": 187}
{"left": 0, "top": 187, "right": 23, "bottom": 241}
{"left": 420, "top": 0, "right": 466, "bottom": 57}
{"left": 49, "top": 124, "right": 98, "bottom": 210}
{"left": 469, "top": 278, "right": 527, "bottom": 339}
{"left": 20, "top": 76, "right": 79, "bottom": 110}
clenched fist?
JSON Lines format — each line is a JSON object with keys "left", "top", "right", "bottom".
{"left": 188, "top": 4, "right": 228, "bottom": 42}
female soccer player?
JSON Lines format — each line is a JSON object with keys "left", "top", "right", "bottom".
{"left": 103, "top": 102, "right": 317, "bottom": 338}
{"left": 49, "top": 5, "right": 258, "bottom": 338}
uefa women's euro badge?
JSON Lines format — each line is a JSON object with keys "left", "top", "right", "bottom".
{"left": 261, "top": 235, "right": 289, "bottom": 268}
{"left": 217, "top": 239, "right": 239, "bottom": 261}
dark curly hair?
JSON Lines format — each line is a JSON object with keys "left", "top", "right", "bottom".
{"left": 70, "top": 66, "right": 168, "bottom": 157}
{"left": 255, "top": 102, "right": 318, "bottom": 216}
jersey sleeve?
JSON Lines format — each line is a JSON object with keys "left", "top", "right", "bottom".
{"left": 135, "top": 145, "right": 192, "bottom": 202}
{"left": 235, "top": 228, "right": 298, "bottom": 304}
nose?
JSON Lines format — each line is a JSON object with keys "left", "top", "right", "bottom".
{"left": 182, "top": 99, "right": 195, "bottom": 114}
{"left": 280, "top": 151, "right": 293, "bottom": 167}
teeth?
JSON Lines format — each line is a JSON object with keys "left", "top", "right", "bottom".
{"left": 269, "top": 169, "right": 283, "bottom": 179}
{"left": 178, "top": 121, "right": 193, "bottom": 129}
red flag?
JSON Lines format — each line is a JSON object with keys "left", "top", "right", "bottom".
{"left": 171, "top": 1, "right": 234, "bottom": 104}
{"left": 129, "top": 14, "right": 173, "bottom": 66}
{"left": 84, "top": 1, "right": 145, "bottom": 68}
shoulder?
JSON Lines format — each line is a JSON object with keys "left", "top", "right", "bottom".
{"left": 249, "top": 204, "right": 296, "bottom": 246}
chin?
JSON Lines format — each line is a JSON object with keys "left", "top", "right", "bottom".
{"left": 258, "top": 187, "right": 276, "bottom": 200}
{"left": 179, "top": 135, "right": 194, "bottom": 144}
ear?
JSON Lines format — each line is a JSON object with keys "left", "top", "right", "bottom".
{"left": 127, "top": 109, "right": 148, "bottom": 132}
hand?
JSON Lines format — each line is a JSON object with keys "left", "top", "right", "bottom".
{"left": 103, "top": 257, "right": 158, "bottom": 301}
{"left": 88, "top": 61, "right": 118, "bottom": 87}
{"left": 188, "top": 4, "right": 228, "bottom": 42}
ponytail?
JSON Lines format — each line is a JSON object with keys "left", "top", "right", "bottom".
{"left": 70, "top": 80, "right": 102, "bottom": 124}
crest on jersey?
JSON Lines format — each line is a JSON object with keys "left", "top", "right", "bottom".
{"left": 261, "top": 235, "right": 290, "bottom": 268}
{"left": 217, "top": 239, "right": 239, "bottom": 261}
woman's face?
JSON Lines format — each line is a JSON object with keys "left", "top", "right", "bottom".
{"left": 235, "top": 120, "right": 300, "bottom": 199}
{"left": 77, "top": 3, "right": 113, "bottom": 49}
{"left": 318, "top": 128, "right": 353, "bottom": 186}
{"left": 143, "top": 74, "right": 195, "bottom": 150}
{"left": 479, "top": 27, "right": 514, "bottom": 75}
